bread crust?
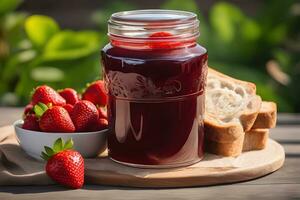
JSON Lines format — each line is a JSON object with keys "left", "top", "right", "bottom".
{"left": 243, "top": 129, "right": 269, "bottom": 151}
{"left": 240, "top": 95, "right": 262, "bottom": 131}
{"left": 205, "top": 135, "right": 244, "bottom": 157}
{"left": 208, "top": 68, "right": 257, "bottom": 94}
{"left": 252, "top": 101, "right": 277, "bottom": 129}
{"left": 204, "top": 119, "right": 244, "bottom": 143}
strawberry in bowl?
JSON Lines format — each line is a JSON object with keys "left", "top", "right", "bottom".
{"left": 14, "top": 83, "right": 109, "bottom": 160}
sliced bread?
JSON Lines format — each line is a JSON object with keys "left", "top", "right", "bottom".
{"left": 204, "top": 68, "right": 262, "bottom": 157}
{"left": 252, "top": 101, "right": 277, "bottom": 129}
{"left": 243, "top": 128, "right": 269, "bottom": 151}
{"left": 205, "top": 134, "right": 244, "bottom": 157}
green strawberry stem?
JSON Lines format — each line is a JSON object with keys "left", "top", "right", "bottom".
{"left": 34, "top": 102, "right": 48, "bottom": 118}
{"left": 41, "top": 138, "right": 74, "bottom": 161}
{"left": 33, "top": 102, "right": 53, "bottom": 118}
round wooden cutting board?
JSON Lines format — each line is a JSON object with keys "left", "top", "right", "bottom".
{"left": 85, "top": 139, "right": 285, "bottom": 188}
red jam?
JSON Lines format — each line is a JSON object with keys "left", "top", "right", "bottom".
{"left": 102, "top": 10, "right": 208, "bottom": 167}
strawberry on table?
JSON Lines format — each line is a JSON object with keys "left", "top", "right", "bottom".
{"left": 41, "top": 138, "right": 84, "bottom": 189}
{"left": 22, "top": 114, "right": 40, "bottom": 131}
{"left": 71, "top": 100, "right": 99, "bottom": 132}
{"left": 32, "top": 85, "right": 66, "bottom": 106}
{"left": 82, "top": 80, "right": 108, "bottom": 107}
{"left": 58, "top": 88, "right": 79, "bottom": 105}
{"left": 34, "top": 102, "right": 75, "bottom": 132}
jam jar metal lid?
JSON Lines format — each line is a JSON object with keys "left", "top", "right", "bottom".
{"left": 108, "top": 9, "right": 200, "bottom": 39}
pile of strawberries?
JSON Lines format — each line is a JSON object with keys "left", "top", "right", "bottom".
{"left": 22, "top": 80, "right": 108, "bottom": 132}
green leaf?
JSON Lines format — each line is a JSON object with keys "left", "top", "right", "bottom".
{"left": 0, "top": 0, "right": 22, "bottom": 15}
{"left": 241, "top": 19, "right": 261, "bottom": 41}
{"left": 2, "top": 50, "right": 36, "bottom": 82}
{"left": 33, "top": 104, "right": 44, "bottom": 118}
{"left": 31, "top": 66, "right": 65, "bottom": 82}
{"left": 33, "top": 102, "right": 48, "bottom": 117}
{"left": 42, "top": 31, "right": 101, "bottom": 61}
{"left": 25, "top": 15, "right": 59, "bottom": 48}
{"left": 37, "top": 102, "right": 48, "bottom": 111}
{"left": 3, "top": 13, "right": 27, "bottom": 48}
{"left": 53, "top": 138, "right": 63, "bottom": 152}
{"left": 64, "top": 139, "right": 74, "bottom": 150}
{"left": 44, "top": 146, "right": 54, "bottom": 157}
{"left": 40, "top": 151, "right": 49, "bottom": 161}
{"left": 267, "top": 24, "right": 287, "bottom": 45}
{"left": 210, "top": 2, "right": 244, "bottom": 43}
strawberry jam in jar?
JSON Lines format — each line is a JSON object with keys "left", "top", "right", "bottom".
{"left": 102, "top": 10, "right": 208, "bottom": 168}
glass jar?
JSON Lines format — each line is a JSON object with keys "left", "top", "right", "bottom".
{"left": 101, "top": 10, "right": 208, "bottom": 168}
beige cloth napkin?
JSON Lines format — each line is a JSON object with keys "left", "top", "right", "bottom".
{"left": 0, "top": 126, "right": 54, "bottom": 185}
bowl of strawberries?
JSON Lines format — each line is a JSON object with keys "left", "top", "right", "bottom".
{"left": 14, "top": 80, "right": 109, "bottom": 160}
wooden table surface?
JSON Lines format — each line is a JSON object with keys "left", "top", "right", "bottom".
{"left": 0, "top": 107, "right": 299, "bottom": 200}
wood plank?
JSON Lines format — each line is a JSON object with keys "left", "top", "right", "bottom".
{"left": 0, "top": 108, "right": 23, "bottom": 126}
{"left": 1, "top": 184, "right": 300, "bottom": 200}
{"left": 240, "top": 158, "right": 300, "bottom": 185}
{"left": 277, "top": 113, "right": 300, "bottom": 125}
{"left": 270, "top": 126, "right": 300, "bottom": 140}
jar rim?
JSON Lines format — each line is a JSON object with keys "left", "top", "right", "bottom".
{"left": 108, "top": 9, "right": 200, "bottom": 39}
{"left": 110, "top": 9, "right": 197, "bottom": 25}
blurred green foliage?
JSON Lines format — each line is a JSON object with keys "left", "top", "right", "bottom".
{"left": 162, "top": 0, "right": 300, "bottom": 112}
{"left": 0, "top": 0, "right": 103, "bottom": 106}
{"left": 0, "top": 0, "right": 300, "bottom": 112}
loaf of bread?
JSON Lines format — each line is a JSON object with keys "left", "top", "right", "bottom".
{"left": 204, "top": 68, "right": 277, "bottom": 157}
{"left": 204, "top": 68, "right": 262, "bottom": 157}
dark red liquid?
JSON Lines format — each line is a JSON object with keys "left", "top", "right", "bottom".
{"left": 101, "top": 44, "right": 208, "bottom": 167}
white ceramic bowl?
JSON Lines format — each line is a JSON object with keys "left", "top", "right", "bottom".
{"left": 14, "top": 120, "right": 108, "bottom": 160}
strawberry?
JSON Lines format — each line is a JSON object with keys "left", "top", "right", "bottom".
{"left": 71, "top": 100, "right": 99, "bottom": 132}
{"left": 32, "top": 85, "right": 66, "bottom": 106}
{"left": 22, "top": 114, "right": 40, "bottom": 131}
{"left": 34, "top": 102, "right": 75, "bottom": 132}
{"left": 149, "top": 31, "right": 173, "bottom": 38}
{"left": 97, "top": 106, "right": 107, "bottom": 119}
{"left": 90, "top": 118, "right": 108, "bottom": 131}
{"left": 97, "top": 118, "right": 108, "bottom": 130}
{"left": 23, "top": 103, "right": 34, "bottom": 116}
{"left": 148, "top": 32, "right": 181, "bottom": 49}
{"left": 58, "top": 88, "right": 79, "bottom": 105}
{"left": 41, "top": 138, "right": 84, "bottom": 189}
{"left": 82, "top": 80, "right": 108, "bottom": 106}
{"left": 63, "top": 104, "right": 74, "bottom": 115}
